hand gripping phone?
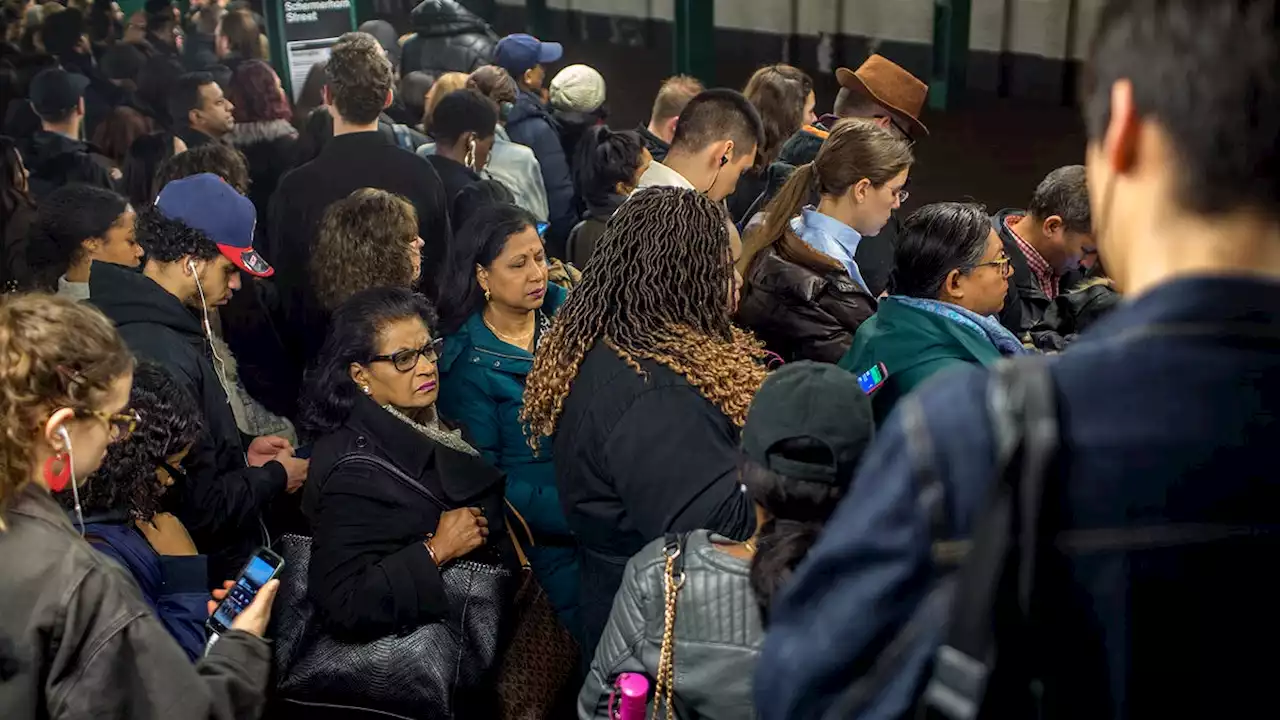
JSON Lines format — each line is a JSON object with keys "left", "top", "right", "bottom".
{"left": 206, "top": 547, "right": 285, "bottom": 640}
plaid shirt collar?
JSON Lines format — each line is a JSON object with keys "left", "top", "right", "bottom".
{"left": 1004, "top": 215, "right": 1058, "bottom": 299}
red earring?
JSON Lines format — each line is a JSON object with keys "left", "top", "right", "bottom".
{"left": 43, "top": 452, "right": 72, "bottom": 492}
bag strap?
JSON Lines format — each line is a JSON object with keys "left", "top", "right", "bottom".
{"left": 329, "top": 452, "right": 451, "bottom": 512}
{"left": 652, "top": 533, "right": 688, "bottom": 720}
{"left": 920, "top": 357, "right": 1059, "bottom": 720}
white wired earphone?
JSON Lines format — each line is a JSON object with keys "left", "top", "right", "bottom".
{"left": 59, "top": 426, "right": 85, "bottom": 536}
{"left": 189, "top": 259, "right": 232, "bottom": 403}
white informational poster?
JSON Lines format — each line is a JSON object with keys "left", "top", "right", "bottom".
{"left": 286, "top": 39, "right": 336, "bottom": 103}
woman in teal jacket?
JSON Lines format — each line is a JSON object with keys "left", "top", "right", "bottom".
{"left": 840, "top": 203, "right": 1030, "bottom": 423}
{"left": 436, "top": 202, "right": 580, "bottom": 634}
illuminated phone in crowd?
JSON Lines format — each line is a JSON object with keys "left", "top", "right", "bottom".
{"left": 856, "top": 362, "right": 889, "bottom": 395}
{"left": 206, "top": 547, "right": 285, "bottom": 640}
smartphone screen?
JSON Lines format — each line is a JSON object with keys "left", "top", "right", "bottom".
{"left": 857, "top": 363, "right": 888, "bottom": 395}
{"left": 208, "top": 549, "right": 283, "bottom": 635}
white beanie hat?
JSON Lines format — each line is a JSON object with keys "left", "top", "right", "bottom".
{"left": 549, "top": 64, "right": 606, "bottom": 113}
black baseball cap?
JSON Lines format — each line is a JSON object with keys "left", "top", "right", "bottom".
{"left": 741, "top": 361, "right": 875, "bottom": 485}
{"left": 29, "top": 68, "right": 90, "bottom": 118}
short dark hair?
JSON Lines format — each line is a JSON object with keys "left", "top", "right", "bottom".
{"left": 436, "top": 202, "right": 538, "bottom": 335}
{"left": 1027, "top": 165, "right": 1092, "bottom": 234}
{"left": 168, "top": 71, "right": 214, "bottom": 129}
{"left": 401, "top": 71, "right": 435, "bottom": 121}
{"left": 1083, "top": 0, "right": 1280, "bottom": 220}
{"left": 574, "top": 125, "right": 646, "bottom": 208}
{"left": 144, "top": 0, "right": 175, "bottom": 31}
{"left": 429, "top": 89, "right": 497, "bottom": 144}
{"left": 326, "top": 32, "right": 392, "bottom": 125}
{"left": 300, "top": 287, "right": 438, "bottom": 436}
{"left": 670, "top": 88, "right": 765, "bottom": 157}
{"left": 154, "top": 142, "right": 250, "bottom": 195}
{"left": 41, "top": 8, "right": 85, "bottom": 57}
{"left": 58, "top": 362, "right": 202, "bottom": 522}
{"left": 451, "top": 179, "right": 516, "bottom": 233}
{"left": 135, "top": 206, "right": 220, "bottom": 265}
{"left": 26, "top": 184, "right": 130, "bottom": 290}
{"left": 891, "top": 202, "right": 992, "bottom": 300}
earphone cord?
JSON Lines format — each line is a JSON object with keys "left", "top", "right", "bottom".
{"left": 63, "top": 434, "right": 84, "bottom": 536}
{"left": 701, "top": 161, "right": 725, "bottom": 196}
{"left": 191, "top": 266, "right": 233, "bottom": 406}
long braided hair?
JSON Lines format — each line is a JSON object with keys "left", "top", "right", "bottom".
{"left": 522, "top": 187, "right": 767, "bottom": 444}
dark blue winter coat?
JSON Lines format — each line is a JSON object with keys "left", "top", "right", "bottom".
{"left": 82, "top": 515, "right": 210, "bottom": 661}
{"left": 505, "top": 90, "right": 576, "bottom": 257}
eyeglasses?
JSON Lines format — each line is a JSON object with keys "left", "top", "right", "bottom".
{"left": 893, "top": 189, "right": 910, "bottom": 204}
{"left": 77, "top": 407, "right": 141, "bottom": 442}
{"left": 369, "top": 338, "right": 445, "bottom": 373}
{"left": 973, "top": 252, "right": 1014, "bottom": 276}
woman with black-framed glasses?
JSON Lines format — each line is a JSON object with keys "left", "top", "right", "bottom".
{"left": 839, "top": 202, "right": 1030, "bottom": 423}
{"left": 298, "top": 286, "right": 504, "bottom": 642}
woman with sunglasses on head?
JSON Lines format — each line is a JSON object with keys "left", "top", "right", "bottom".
{"left": 0, "top": 294, "right": 277, "bottom": 718}
{"left": 737, "top": 118, "right": 914, "bottom": 364}
{"left": 839, "top": 202, "right": 1025, "bottom": 423}
{"left": 299, "top": 286, "right": 502, "bottom": 641}
{"left": 436, "top": 203, "right": 580, "bottom": 635}
{"left": 55, "top": 362, "right": 208, "bottom": 660}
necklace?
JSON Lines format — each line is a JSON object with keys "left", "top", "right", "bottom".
{"left": 483, "top": 311, "right": 536, "bottom": 347}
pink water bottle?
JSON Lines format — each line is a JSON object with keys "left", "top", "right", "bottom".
{"left": 608, "top": 673, "right": 650, "bottom": 720}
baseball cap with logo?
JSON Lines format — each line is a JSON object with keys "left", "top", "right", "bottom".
{"left": 495, "top": 33, "right": 563, "bottom": 78}
{"left": 29, "top": 68, "right": 91, "bottom": 118}
{"left": 155, "top": 174, "right": 274, "bottom": 277}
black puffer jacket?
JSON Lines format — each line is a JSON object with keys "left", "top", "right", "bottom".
{"left": 736, "top": 236, "right": 878, "bottom": 364}
{"left": 400, "top": 0, "right": 498, "bottom": 77}
{"left": 16, "top": 130, "right": 116, "bottom": 200}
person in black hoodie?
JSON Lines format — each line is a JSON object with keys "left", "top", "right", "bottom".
{"left": 566, "top": 125, "right": 650, "bottom": 269}
{"left": 400, "top": 0, "right": 497, "bottom": 78}
{"left": 90, "top": 173, "right": 308, "bottom": 587}
{"left": 19, "top": 69, "right": 116, "bottom": 199}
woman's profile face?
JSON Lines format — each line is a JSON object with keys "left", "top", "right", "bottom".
{"left": 407, "top": 234, "right": 425, "bottom": 282}
{"left": 90, "top": 206, "right": 143, "bottom": 269}
{"left": 478, "top": 226, "right": 548, "bottom": 314}
{"left": 853, "top": 167, "right": 909, "bottom": 237}
{"left": 356, "top": 317, "right": 440, "bottom": 411}
{"left": 952, "top": 229, "right": 1011, "bottom": 316}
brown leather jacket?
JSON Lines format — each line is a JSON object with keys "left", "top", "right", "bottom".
{"left": 0, "top": 484, "right": 271, "bottom": 719}
{"left": 737, "top": 235, "right": 878, "bottom": 364}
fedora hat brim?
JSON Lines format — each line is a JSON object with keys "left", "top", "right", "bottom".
{"left": 836, "top": 66, "right": 930, "bottom": 138}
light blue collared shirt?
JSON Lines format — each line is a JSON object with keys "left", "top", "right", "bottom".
{"left": 789, "top": 206, "right": 870, "bottom": 294}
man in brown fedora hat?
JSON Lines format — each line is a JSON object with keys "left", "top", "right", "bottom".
{"left": 743, "top": 54, "right": 928, "bottom": 296}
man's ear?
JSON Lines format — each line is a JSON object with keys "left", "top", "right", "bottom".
{"left": 1043, "top": 215, "right": 1064, "bottom": 238}
{"left": 321, "top": 84, "right": 332, "bottom": 107}
{"left": 383, "top": 88, "right": 393, "bottom": 110}
{"left": 1104, "top": 79, "right": 1140, "bottom": 175}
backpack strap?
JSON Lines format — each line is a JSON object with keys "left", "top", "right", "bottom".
{"left": 920, "top": 357, "right": 1059, "bottom": 720}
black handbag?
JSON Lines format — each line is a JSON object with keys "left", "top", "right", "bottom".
{"left": 270, "top": 453, "right": 515, "bottom": 720}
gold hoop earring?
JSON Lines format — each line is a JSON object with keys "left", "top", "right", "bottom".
{"left": 464, "top": 136, "right": 477, "bottom": 170}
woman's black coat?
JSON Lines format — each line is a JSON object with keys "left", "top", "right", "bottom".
{"left": 302, "top": 393, "right": 505, "bottom": 641}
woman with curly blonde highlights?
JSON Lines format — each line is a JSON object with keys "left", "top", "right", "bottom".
{"left": 0, "top": 294, "right": 279, "bottom": 716}
{"left": 522, "top": 186, "right": 766, "bottom": 652}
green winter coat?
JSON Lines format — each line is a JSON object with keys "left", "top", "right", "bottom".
{"left": 839, "top": 297, "right": 1004, "bottom": 423}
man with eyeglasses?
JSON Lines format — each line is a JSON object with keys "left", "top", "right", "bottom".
{"left": 992, "top": 164, "right": 1097, "bottom": 337}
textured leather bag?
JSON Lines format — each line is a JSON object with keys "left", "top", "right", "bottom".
{"left": 494, "top": 503, "right": 581, "bottom": 719}
{"left": 270, "top": 454, "right": 515, "bottom": 720}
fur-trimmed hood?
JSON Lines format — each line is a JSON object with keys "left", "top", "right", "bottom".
{"left": 227, "top": 119, "right": 299, "bottom": 147}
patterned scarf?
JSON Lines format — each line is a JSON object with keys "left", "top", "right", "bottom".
{"left": 892, "top": 296, "right": 1031, "bottom": 357}
{"left": 381, "top": 404, "right": 479, "bottom": 457}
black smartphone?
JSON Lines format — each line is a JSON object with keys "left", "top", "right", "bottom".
{"left": 856, "top": 362, "right": 889, "bottom": 395}
{"left": 293, "top": 444, "right": 312, "bottom": 460}
{"left": 206, "top": 547, "right": 285, "bottom": 637}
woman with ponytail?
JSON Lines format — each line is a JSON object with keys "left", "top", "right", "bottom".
{"left": 736, "top": 118, "right": 913, "bottom": 363}
{"left": 580, "top": 361, "right": 872, "bottom": 718}
{"left": 566, "top": 125, "right": 651, "bottom": 268}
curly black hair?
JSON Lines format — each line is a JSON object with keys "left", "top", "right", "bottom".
{"left": 136, "top": 206, "right": 220, "bottom": 264}
{"left": 58, "top": 362, "right": 203, "bottom": 522}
